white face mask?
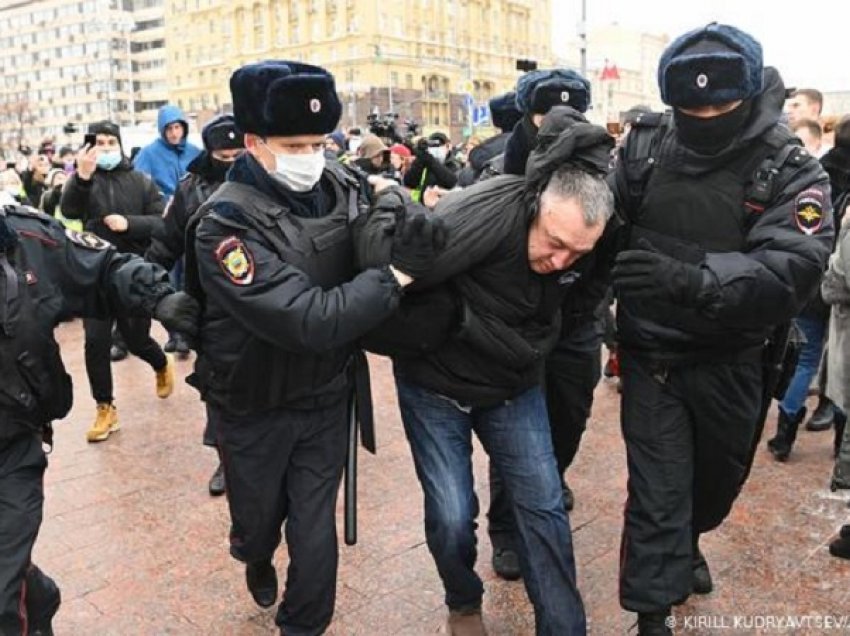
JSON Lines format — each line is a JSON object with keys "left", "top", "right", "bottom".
{"left": 428, "top": 146, "right": 447, "bottom": 162}
{"left": 262, "top": 142, "right": 326, "bottom": 192}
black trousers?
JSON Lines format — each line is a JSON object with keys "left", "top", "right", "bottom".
{"left": 618, "top": 350, "right": 762, "bottom": 613}
{"left": 83, "top": 316, "right": 167, "bottom": 404}
{"left": 488, "top": 326, "right": 602, "bottom": 547}
{"left": 210, "top": 399, "right": 348, "bottom": 635}
{"left": 0, "top": 433, "right": 60, "bottom": 636}
{"left": 202, "top": 403, "right": 217, "bottom": 448}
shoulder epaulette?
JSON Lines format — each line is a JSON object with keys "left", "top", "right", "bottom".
{"left": 5, "top": 204, "right": 53, "bottom": 222}
{"left": 208, "top": 202, "right": 250, "bottom": 228}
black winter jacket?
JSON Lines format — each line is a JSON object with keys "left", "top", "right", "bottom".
{"left": 191, "top": 154, "right": 402, "bottom": 413}
{"left": 611, "top": 67, "right": 834, "bottom": 359}
{"left": 60, "top": 159, "right": 165, "bottom": 255}
{"left": 146, "top": 152, "right": 222, "bottom": 270}
{"left": 369, "top": 107, "right": 615, "bottom": 405}
{"left": 0, "top": 204, "right": 172, "bottom": 442}
{"left": 456, "top": 133, "right": 511, "bottom": 187}
{"left": 392, "top": 176, "right": 565, "bottom": 405}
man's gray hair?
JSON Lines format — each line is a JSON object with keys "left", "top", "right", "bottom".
{"left": 540, "top": 166, "right": 614, "bottom": 226}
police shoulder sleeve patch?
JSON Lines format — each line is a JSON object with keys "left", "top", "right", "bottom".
{"left": 215, "top": 235, "right": 254, "bottom": 285}
{"left": 794, "top": 188, "right": 825, "bottom": 236}
{"left": 65, "top": 228, "right": 112, "bottom": 250}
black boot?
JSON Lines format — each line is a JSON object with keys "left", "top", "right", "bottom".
{"left": 806, "top": 396, "right": 837, "bottom": 432}
{"left": 834, "top": 410, "right": 847, "bottom": 459}
{"left": 692, "top": 548, "right": 713, "bottom": 594}
{"left": 174, "top": 333, "right": 191, "bottom": 360}
{"left": 767, "top": 407, "right": 806, "bottom": 462}
{"left": 562, "top": 480, "right": 575, "bottom": 512}
{"left": 245, "top": 560, "right": 277, "bottom": 608}
{"left": 829, "top": 526, "right": 850, "bottom": 560}
{"left": 637, "top": 611, "right": 673, "bottom": 636}
{"left": 208, "top": 462, "right": 226, "bottom": 496}
{"left": 25, "top": 565, "right": 60, "bottom": 636}
{"left": 491, "top": 533, "right": 522, "bottom": 581}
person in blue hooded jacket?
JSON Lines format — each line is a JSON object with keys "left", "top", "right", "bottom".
{"left": 133, "top": 104, "right": 202, "bottom": 198}
{"left": 133, "top": 104, "right": 202, "bottom": 354}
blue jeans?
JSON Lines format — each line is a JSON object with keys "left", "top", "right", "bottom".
{"left": 779, "top": 314, "right": 827, "bottom": 417}
{"left": 395, "top": 376, "right": 586, "bottom": 636}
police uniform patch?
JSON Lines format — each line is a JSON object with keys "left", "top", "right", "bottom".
{"left": 794, "top": 189, "right": 825, "bottom": 235}
{"left": 65, "top": 228, "right": 111, "bottom": 250}
{"left": 215, "top": 236, "right": 254, "bottom": 285}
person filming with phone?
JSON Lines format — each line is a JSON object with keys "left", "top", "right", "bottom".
{"left": 60, "top": 121, "right": 175, "bottom": 444}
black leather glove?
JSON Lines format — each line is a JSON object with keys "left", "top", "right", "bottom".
{"left": 611, "top": 239, "right": 704, "bottom": 306}
{"left": 153, "top": 291, "right": 201, "bottom": 340}
{"left": 390, "top": 209, "right": 449, "bottom": 278}
{"left": 355, "top": 188, "right": 405, "bottom": 269}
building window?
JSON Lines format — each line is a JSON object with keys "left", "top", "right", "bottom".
{"left": 253, "top": 4, "right": 265, "bottom": 50}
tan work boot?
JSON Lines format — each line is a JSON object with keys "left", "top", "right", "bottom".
{"left": 447, "top": 609, "right": 487, "bottom": 636}
{"left": 155, "top": 354, "right": 174, "bottom": 399}
{"left": 86, "top": 403, "right": 119, "bottom": 442}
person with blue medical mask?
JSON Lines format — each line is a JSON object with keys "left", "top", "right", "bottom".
{"left": 60, "top": 120, "right": 176, "bottom": 445}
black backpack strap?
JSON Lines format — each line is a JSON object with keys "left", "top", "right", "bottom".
{"left": 617, "top": 111, "right": 672, "bottom": 221}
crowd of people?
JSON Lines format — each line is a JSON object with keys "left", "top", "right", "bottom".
{"left": 1, "top": 18, "right": 850, "bottom": 636}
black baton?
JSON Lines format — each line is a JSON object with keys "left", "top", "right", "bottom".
{"left": 344, "top": 393, "right": 358, "bottom": 546}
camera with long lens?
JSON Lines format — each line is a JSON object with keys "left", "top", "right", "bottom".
{"left": 367, "top": 112, "right": 399, "bottom": 143}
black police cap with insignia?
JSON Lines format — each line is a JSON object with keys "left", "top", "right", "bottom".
{"left": 516, "top": 69, "right": 592, "bottom": 115}
{"left": 230, "top": 60, "right": 342, "bottom": 137}
{"left": 202, "top": 114, "right": 244, "bottom": 151}
{"left": 658, "top": 22, "right": 763, "bottom": 108}
{"left": 489, "top": 91, "right": 522, "bottom": 132}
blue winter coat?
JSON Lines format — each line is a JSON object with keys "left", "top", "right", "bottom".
{"left": 133, "top": 105, "right": 201, "bottom": 197}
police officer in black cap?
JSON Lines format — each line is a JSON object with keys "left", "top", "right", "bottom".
{"left": 146, "top": 113, "right": 245, "bottom": 496}
{"left": 609, "top": 23, "right": 833, "bottom": 635}
{"left": 0, "top": 202, "right": 196, "bottom": 636}
{"left": 456, "top": 91, "right": 523, "bottom": 187}
{"left": 185, "top": 60, "right": 445, "bottom": 634}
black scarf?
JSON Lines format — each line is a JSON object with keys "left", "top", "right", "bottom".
{"left": 673, "top": 100, "right": 753, "bottom": 155}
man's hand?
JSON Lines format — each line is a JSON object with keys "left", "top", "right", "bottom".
{"left": 103, "top": 214, "right": 128, "bottom": 232}
{"left": 367, "top": 174, "right": 398, "bottom": 194}
{"left": 76, "top": 144, "right": 98, "bottom": 180}
{"left": 153, "top": 291, "right": 201, "bottom": 339}
{"left": 422, "top": 186, "right": 447, "bottom": 209}
{"left": 611, "top": 239, "right": 704, "bottom": 306}
{"left": 391, "top": 211, "right": 449, "bottom": 278}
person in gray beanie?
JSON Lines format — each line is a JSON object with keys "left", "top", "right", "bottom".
{"left": 608, "top": 22, "right": 834, "bottom": 635}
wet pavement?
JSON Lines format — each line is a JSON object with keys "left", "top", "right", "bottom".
{"left": 38, "top": 320, "right": 850, "bottom": 635}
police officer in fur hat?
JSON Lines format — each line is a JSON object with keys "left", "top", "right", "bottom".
{"left": 608, "top": 23, "right": 833, "bottom": 635}
{"left": 456, "top": 91, "right": 523, "bottom": 187}
{"left": 502, "top": 69, "right": 592, "bottom": 176}
{"left": 0, "top": 202, "right": 197, "bottom": 635}
{"left": 184, "top": 60, "right": 446, "bottom": 634}
{"left": 145, "top": 113, "right": 244, "bottom": 494}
